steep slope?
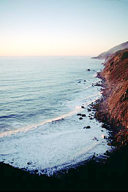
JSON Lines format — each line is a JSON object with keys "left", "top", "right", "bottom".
{"left": 93, "top": 41, "right": 128, "bottom": 59}
{"left": 95, "top": 49, "right": 128, "bottom": 145}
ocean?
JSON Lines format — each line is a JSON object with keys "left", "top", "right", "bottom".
{"left": 0, "top": 56, "right": 111, "bottom": 176}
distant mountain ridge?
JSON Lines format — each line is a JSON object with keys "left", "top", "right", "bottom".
{"left": 92, "top": 41, "right": 128, "bottom": 59}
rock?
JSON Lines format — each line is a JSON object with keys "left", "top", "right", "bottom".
{"left": 81, "top": 114, "right": 86, "bottom": 117}
{"left": 93, "top": 137, "right": 99, "bottom": 141}
{"left": 92, "top": 82, "right": 102, "bottom": 87}
{"left": 77, "top": 113, "right": 86, "bottom": 117}
{"left": 27, "top": 162, "right": 32, "bottom": 165}
{"left": 97, "top": 72, "right": 101, "bottom": 78}
{"left": 104, "top": 150, "right": 109, "bottom": 155}
{"left": 77, "top": 79, "right": 83, "bottom": 83}
{"left": 101, "top": 134, "right": 107, "bottom": 139}
{"left": 107, "top": 142, "right": 112, "bottom": 146}
{"left": 83, "top": 126, "right": 91, "bottom": 129}
{"left": 77, "top": 113, "right": 82, "bottom": 116}
{"left": 86, "top": 126, "right": 91, "bottom": 129}
{"left": 92, "top": 153, "right": 96, "bottom": 160}
{"left": 34, "top": 170, "right": 38, "bottom": 174}
{"left": 94, "top": 82, "right": 102, "bottom": 86}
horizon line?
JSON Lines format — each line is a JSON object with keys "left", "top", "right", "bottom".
{"left": 0, "top": 55, "right": 93, "bottom": 57}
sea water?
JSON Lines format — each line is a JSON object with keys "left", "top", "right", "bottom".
{"left": 0, "top": 56, "right": 111, "bottom": 176}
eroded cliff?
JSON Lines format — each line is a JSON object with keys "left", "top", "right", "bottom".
{"left": 95, "top": 49, "right": 128, "bottom": 145}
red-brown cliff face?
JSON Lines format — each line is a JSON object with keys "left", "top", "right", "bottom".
{"left": 101, "top": 49, "right": 128, "bottom": 128}
{"left": 95, "top": 49, "right": 128, "bottom": 145}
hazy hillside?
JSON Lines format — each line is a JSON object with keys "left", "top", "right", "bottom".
{"left": 92, "top": 41, "right": 128, "bottom": 59}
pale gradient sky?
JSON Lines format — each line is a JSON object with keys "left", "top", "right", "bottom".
{"left": 0, "top": 0, "right": 128, "bottom": 56}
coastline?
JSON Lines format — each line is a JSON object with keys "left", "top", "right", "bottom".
{"left": 0, "top": 56, "right": 110, "bottom": 177}
{"left": 93, "top": 49, "right": 128, "bottom": 147}
{"left": 1, "top": 51, "right": 128, "bottom": 191}
{"left": 1, "top": 145, "right": 128, "bottom": 191}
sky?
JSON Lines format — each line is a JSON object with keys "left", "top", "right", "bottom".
{"left": 0, "top": 0, "right": 128, "bottom": 56}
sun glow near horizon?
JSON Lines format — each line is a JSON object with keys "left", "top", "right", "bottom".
{"left": 0, "top": 37, "right": 106, "bottom": 57}
{"left": 0, "top": 0, "right": 128, "bottom": 57}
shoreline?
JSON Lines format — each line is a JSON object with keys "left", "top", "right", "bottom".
{"left": 1, "top": 51, "right": 128, "bottom": 190}
{"left": 0, "top": 59, "right": 110, "bottom": 177}
{"left": 93, "top": 49, "right": 128, "bottom": 147}
{"left": 1, "top": 144, "right": 128, "bottom": 191}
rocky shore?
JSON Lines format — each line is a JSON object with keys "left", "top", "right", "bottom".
{"left": 94, "top": 48, "right": 128, "bottom": 146}
{"left": 1, "top": 48, "right": 128, "bottom": 191}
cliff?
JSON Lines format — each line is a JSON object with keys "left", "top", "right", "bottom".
{"left": 95, "top": 48, "right": 128, "bottom": 145}
{"left": 92, "top": 41, "right": 128, "bottom": 59}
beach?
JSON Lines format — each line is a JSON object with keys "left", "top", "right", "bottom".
{"left": 0, "top": 50, "right": 128, "bottom": 190}
{"left": 0, "top": 56, "right": 111, "bottom": 176}
{"left": 0, "top": 0, "right": 127, "bottom": 190}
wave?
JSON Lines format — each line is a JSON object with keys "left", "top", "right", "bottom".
{"left": 0, "top": 91, "right": 102, "bottom": 138}
{"left": 0, "top": 105, "right": 83, "bottom": 138}
{"left": 33, "top": 141, "right": 101, "bottom": 176}
{"left": 0, "top": 114, "right": 17, "bottom": 119}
